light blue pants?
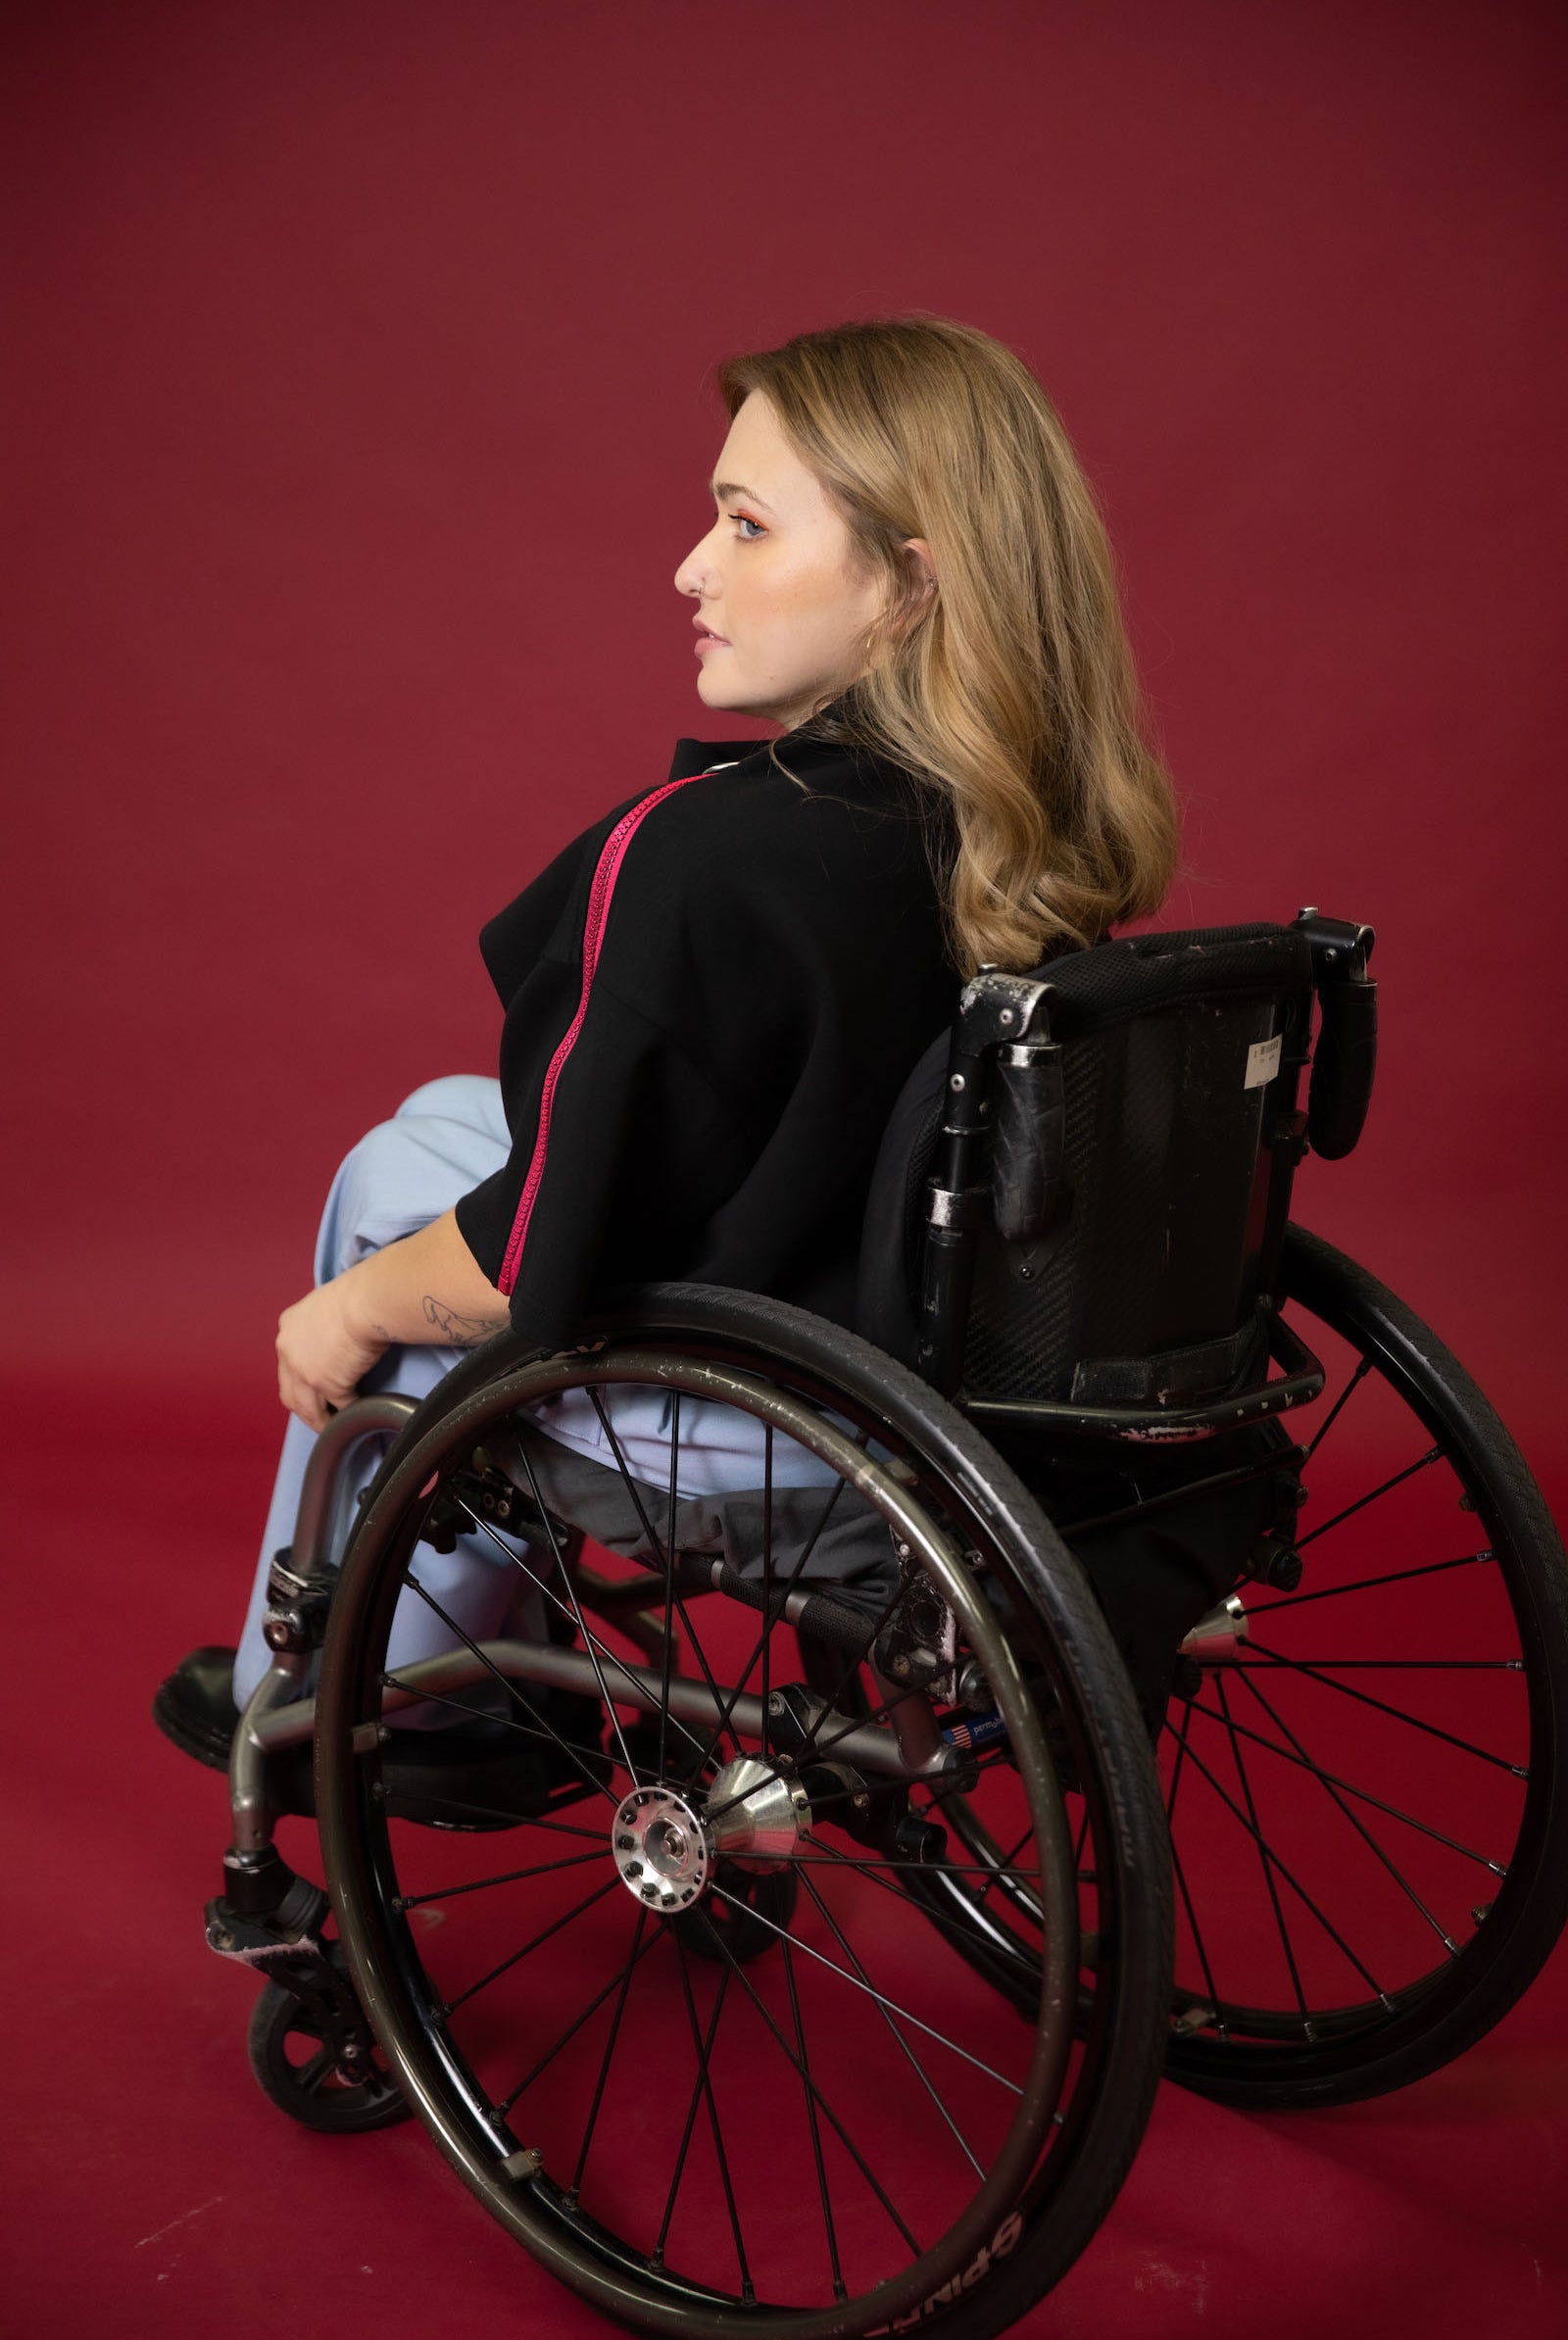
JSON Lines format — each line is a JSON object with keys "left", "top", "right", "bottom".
{"left": 232, "top": 1076, "right": 539, "bottom": 1712}
{"left": 232, "top": 1075, "right": 851, "bottom": 1715}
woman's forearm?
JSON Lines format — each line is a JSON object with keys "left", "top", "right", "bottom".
{"left": 339, "top": 1207, "right": 510, "bottom": 1349}
{"left": 277, "top": 1206, "right": 509, "bottom": 1429}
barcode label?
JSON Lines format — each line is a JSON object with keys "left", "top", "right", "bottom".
{"left": 1246, "top": 1034, "right": 1283, "bottom": 1089}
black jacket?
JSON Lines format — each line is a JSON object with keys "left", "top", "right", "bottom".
{"left": 454, "top": 723, "right": 959, "bottom": 1349}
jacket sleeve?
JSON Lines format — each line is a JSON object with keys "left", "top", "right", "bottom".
{"left": 454, "top": 971, "right": 747, "bottom": 1350}
{"left": 452, "top": 779, "right": 756, "bottom": 1348}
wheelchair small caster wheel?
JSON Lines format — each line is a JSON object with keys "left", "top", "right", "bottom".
{"left": 246, "top": 1942, "right": 410, "bottom": 2133}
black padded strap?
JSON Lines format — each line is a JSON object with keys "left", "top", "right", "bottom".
{"left": 1068, "top": 1312, "right": 1268, "bottom": 1407}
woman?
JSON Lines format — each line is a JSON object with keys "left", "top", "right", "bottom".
{"left": 153, "top": 313, "right": 1179, "bottom": 1805}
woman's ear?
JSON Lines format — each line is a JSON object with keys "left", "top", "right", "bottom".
{"left": 903, "top": 538, "right": 937, "bottom": 601}
{"left": 887, "top": 538, "right": 937, "bottom": 643}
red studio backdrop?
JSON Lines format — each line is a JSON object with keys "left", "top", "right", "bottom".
{"left": 2, "top": 5, "right": 1564, "bottom": 2338}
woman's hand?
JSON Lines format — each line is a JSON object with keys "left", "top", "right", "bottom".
{"left": 275, "top": 1270, "right": 392, "bottom": 1432}
{"left": 274, "top": 1211, "right": 510, "bottom": 1432}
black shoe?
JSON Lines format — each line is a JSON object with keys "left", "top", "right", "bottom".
{"left": 151, "top": 1646, "right": 609, "bottom": 1829}
{"left": 152, "top": 1645, "right": 315, "bottom": 1814}
{"left": 153, "top": 1644, "right": 243, "bottom": 1768}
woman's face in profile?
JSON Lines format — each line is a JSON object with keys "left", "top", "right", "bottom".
{"left": 675, "top": 391, "right": 891, "bottom": 730}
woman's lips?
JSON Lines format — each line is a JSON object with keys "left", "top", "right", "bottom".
{"left": 695, "top": 631, "right": 730, "bottom": 655}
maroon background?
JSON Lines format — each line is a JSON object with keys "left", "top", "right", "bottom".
{"left": 3, "top": 4, "right": 1564, "bottom": 2336}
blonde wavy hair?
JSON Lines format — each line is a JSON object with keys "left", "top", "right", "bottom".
{"left": 717, "top": 316, "right": 1180, "bottom": 975}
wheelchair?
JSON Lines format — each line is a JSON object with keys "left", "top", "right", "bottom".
{"left": 201, "top": 909, "right": 1568, "bottom": 2340}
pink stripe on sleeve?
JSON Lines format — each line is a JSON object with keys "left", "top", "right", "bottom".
{"left": 496, "top": 772, "right": 710, "bottom": 1297}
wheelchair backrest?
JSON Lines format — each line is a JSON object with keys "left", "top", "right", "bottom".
{"left": 856, "top": 912, "right": 1376, "bottom": 1409}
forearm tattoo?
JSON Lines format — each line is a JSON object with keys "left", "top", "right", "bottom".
{"left": 422, "top": 1293, "right": 510, "bottom": 1346}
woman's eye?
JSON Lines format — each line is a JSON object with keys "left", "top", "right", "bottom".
{"left": 732, "top": 513, "right": 765, "bottom": 540}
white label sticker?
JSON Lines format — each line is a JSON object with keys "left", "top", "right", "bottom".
{"left": 1245, "top": 1034, "right": 1283, "bottom": 1089}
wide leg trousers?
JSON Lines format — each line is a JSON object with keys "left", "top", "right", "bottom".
{"left": 233, "top": 1077, "right": 894, "bottom": 1715}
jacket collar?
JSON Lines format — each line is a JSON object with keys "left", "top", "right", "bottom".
{"left": 668, "top": 707, "right": 918, "bottom": 805}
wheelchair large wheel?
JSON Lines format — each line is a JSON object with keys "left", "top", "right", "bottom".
{"left": 1155, "top": 1226, "right": 1568, "bottom": 2106}
{"left": 315, "top": 1287, "right": 1172, "bottom": 2340}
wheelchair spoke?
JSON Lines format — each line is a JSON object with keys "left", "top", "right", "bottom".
{"left": 707, "top": 1879, "right": 1023, "bottom": 2093}
{"left": 571, "top": 1907, "right": 648, "bottom": 2200}
{"left": 1219, "top": 1674, "right": 1315, "bottom": 2025}
{"left": 1236, "top": 1658, "right": 1519, "bottom": 1671}
{"left": 787, "top": 1588, "right": 925, "bottom": 1771}
{"left": 444, "top": 1491, "right": 711, "bottom": 1778}
{"left": 702, "top": 1918, "right": 922, "bottom": 2261}
{"left": 789, "top": 1584, "right": 918, "bottom": 1765}
{"left": 1230, "top": 1665, "right": 1462, "bottom": 1957}
{"left": 1247, "top": 1548, "right": 1494, "bottom": 1617}
{"left": 1303, "top": 1352, "right": 1373, "bottom": 1460}
{"left": 802, "top": 1832, "right": 1045, "bottom": 1974}
{"left": 699, "top": 1593, "right": 918, "bottom": 1837}
{"left": 565, "top": 1385, "right": 749, "bottom": 1769}
{"left": 699, "top": 1617, "right": 934, "bottom": 1845}
{"left": 505, "top": 1443, "right": 647, "bottom": 1785}
{"left": 672, "top": 1931, "right": 753, "bottom": 2299}
{"left": 578, "top": 1390, "right": 754, "bottom": 1770}
{"left": 1239, "top": 1646, "right": 1525, "bottom": 1775}
{"left": 585, "top": 1388, "right": 672, "bottom": 1562}
{"left": 659, "top": 1391, "right": 681, "bottom": 1784}
{"left": 1165, "top": 1706, "right": 1189, "bottom": 1826}
{"left": 1165, "top": 1703, "right": 1224, "bottom": 2018}
{"left": 580, "top": 1389, "right": 753, "bottom": 1767}
{"left": 980, "top": 1822, "right": 1039, "bottom": 1901}
{"left": 378, "top": 1672, "right": 611, "bottom": 1774}
{"left": 813, "top": 1682, "right": 1026, "bottom": 1794}
{"left": 780, "top": 1936, "right": 848, "bottom": 2302}
{"left": 1179, "top": 1693, "right": 1506, "bottom": 1872}
{"left": 789, "top": 1674, "right": 913, "bottom": 1779}
{"left": 1172, "top": 1711, "right": 1388, "bottom": 2006}
{"left": 786, "top": 1852, "right": 1043, "bottom": 1879}
{"left": 1177, "top": 1694, "right": 1505, "bottom": 1872}
{"left": 661, "top": 1591, "right": 742, "bottom": 1776}
{"left": 798, "top": 1869, "right": 985, "bottom": 2179}
{"left": 397, "top": 1573, "right": 621, "bottom": 1807}
{"left": 445, "top": 1875, "right": 623, "bottom": 2017}
{"left": 1170, "top": 1840, "right": 1223, "bottom": 2028}
{"left": 384, "top": 1786, "right": 600, "bottom": 1828}
{"left": 760, "top": 1425, "right": 774, "bottom": 1759}
{"left": 1295, "top": 1446, "right": 1443, "bottom": 1548}
{"left": 688, "top": 1460, "right": 863, "bottom": 1779}
{"left": 654, "top": 1958, "right": 732, "bottom": 2264}
{"left": 394, "top": 1849, "right": 607, "bottom": 1910}
{"left": 497, "top": 1916, "right": 666, "bottom": 2117}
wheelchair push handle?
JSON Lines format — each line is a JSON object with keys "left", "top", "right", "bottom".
{"left": 947, "top": 967, "right": 1067, "bottom": 1244}
{"left": 915, "top": 968, "right": 1062, "bottom": 1388}
{"left": 992, "top": 1039, "right": 1067, "bottom": 1242}
{"left": 1295, "top": 908, "right": 1378, "bottom": 1160}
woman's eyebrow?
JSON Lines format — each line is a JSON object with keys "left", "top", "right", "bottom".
{"left": 710, "top": 478, "right": 776, "bottom": 512}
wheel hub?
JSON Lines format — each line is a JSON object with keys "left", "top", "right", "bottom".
{"left": 611, "top": 1785, "right": 711, "bottom": 1911}
{"left": 705, "top": 1755, "right": 811, "bottom": 1863}
{"left": 1179, "top": 1591, "right": 1250, "bottom": 1666}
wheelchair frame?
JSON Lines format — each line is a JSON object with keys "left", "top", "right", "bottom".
{"left": 193, "top": 903, "right": 1568, "bottom": 2337}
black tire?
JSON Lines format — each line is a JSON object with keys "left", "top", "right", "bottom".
{"left": 1158, "top": 1226, "right": 1568, "bottom": 2107}
{"left": 315, "top": 1284, "right": 1173, "bottom": 2340}
{"left": 247, "top": 1942, "right": 411, "bottom": 2132}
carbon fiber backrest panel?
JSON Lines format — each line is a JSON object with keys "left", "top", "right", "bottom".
{"left": 855, "top": 922, "right": 1315, "bottom": 1396}
{"left": 963, "top": 924, "right": 1313, "bottom": 1398}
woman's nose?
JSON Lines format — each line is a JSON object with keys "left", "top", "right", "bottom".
{"left": 674, "top": 526, "right": 718, "bottom": 599}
